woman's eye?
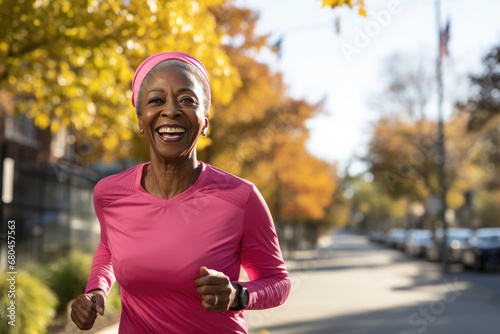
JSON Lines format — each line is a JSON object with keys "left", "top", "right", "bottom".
{"left": 148, "top": 97, "right": 164, "bottom": 104}
{"left": 180, "top": 97, "right": 195, "bottom": 104}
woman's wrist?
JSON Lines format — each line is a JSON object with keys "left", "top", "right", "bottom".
{"left": 230, "top": 283, "right": 240, "bottom": 308}
{"left": 87, "top": 288, "right": 106, "bottom": 297}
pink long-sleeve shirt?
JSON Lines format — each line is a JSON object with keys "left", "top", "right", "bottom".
{"left": 85, "top": 162, "right": 291, "bottom": 333}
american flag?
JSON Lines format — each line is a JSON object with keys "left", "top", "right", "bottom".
{"left": 439, "top": 20, "right": 450, "bottom": 59}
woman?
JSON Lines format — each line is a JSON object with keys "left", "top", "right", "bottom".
{"left": 70, "top": 51, "right": 291, "bottom": 333}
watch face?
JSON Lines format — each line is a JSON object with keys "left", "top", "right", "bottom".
{"left": 241, "top": 286, "right": 249, "bottom": 307}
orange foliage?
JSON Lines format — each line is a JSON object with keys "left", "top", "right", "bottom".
{"left": 366, "top": 113, "right": 480, "bottom": 210}
{"left": 201, "top": 3, "right": 338, "bottom": 223}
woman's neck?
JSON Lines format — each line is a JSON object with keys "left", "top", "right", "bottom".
{"left": 143, "top": 155, "right": 201, "bottom": 200}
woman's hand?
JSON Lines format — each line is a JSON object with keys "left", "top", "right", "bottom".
{"left": 70, "top": 289, "right": 106, "bottom": 330}
{"left": 194, "top": 266, "right": 238, "bottom": 312}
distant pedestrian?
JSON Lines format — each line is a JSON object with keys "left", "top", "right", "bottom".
{"left": 70, "top": 51, "right": 291, "bottom": 333}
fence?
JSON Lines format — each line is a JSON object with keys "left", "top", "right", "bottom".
{"left": 0, "top": 159, "right": 100, "bottom": 268}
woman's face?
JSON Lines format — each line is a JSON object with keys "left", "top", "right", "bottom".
{"left": 138, "top": 65, "right": 208, "bottom": 161}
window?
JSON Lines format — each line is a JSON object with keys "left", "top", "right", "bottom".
{"left": 5, "top": 114, "right": 39, "bottom": 148}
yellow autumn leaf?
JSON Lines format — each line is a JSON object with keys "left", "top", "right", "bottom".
{"left": 322, "top": 0, "right": 337, "bottom": 8}
{"left": 0, "top": 41, "right": 8, "bottom": 53}
{"left": 121, "top": 129, "right": 132, "bottom": 141}
{"left": 197, "top": 136, "right": 212, "bottom": 150}
{"left": 50, "top": 120, "right": 60, "bottom": 133}
{"left": 447, "top": 188, "right": 465, "bottom": 210}
{"left": 103, "top": 134, "right": 119, "bottom": 150}
{"left": 34, "top": 113, "right": 50, "bottom": 129}
{"left": 322, "top": 0, "right": 350, "bottom": 8}
{"left": 322, "top": 0, "right": 366, "bottom": 15}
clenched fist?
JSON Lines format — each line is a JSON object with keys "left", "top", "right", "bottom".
{"left": 194, "top": 266, "right": 239, "bottom": 312}
{"left": 70, "top": 289, "right": 106, "bottom": 330}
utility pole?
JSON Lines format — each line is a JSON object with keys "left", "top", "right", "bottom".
{"left": 435, "top": 0, "right": 449, "bottom": 273}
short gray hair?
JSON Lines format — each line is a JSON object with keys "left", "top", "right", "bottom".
{"left": 135, "top": 59, "right": 211, "bottom": 116}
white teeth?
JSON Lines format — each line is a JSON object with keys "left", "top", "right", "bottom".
{"left": 158, "top": 127, "right": 185, "bottom": 134}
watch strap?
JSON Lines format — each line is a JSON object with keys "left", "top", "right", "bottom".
{"left": 230, "top": 283, "right": 248, "bottom": 311}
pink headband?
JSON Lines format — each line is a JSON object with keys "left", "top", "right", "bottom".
{"left": 132, "top": 51, "right": 211, "bottom": 107}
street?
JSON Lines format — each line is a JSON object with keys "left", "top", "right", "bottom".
{"left": 246, "top": 230, "right": 500, "bottom": 334}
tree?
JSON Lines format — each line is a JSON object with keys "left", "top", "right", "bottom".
{"left": 373, "top": 54, "right": 435, "bottom": 122}
{"left": 458, "top": 43, "right": 500, "bottom": 190}
{"left": 473, "top": 189, "right": 500, "bottom": 227}
{"left": 459, "top": 44, "right": 500, "bottom": 131}
{"left": 0, "top": 0, "right": 240, "bottom": 159}
{"left": 322, "top": 0, "right": 366, "bottom": 16}
{"left": 453, "top": 42, "right": 500, "bottom": 226}
{"left": 365, "top": 53, "right": 480, "bottom": 212}
{"left": 350, "top": 177, "right": 407, "bottom": 231}
{"left": 3, "top": 0, "right": 338, "bottom": 226}
{"left": 200, "top": 3, "right": 338, "bottom": 224}
{"left": 323, "top": 185, "right": 351, "bottom": 229}
{"left": 365, "top": 114, "right": 480, "bottom": 211}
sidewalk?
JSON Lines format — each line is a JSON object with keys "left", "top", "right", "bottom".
{"left": 96, "top": 322, "right": 119, "bottom": 334}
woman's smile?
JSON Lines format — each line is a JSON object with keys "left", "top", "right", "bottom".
{"left": 155, "top": 125, "right": 187, "bottom": 143}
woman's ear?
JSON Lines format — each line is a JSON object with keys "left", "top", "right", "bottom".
{"left": 200, "top": 117, "right": 209, "bottom": 137}
{"left": 202, "top": 117, "right": 209, "bottom": 136}
{"left": 138, "top": 116, "right": 143, "bottom": 133}
{"left": 204, "top": 117, "right": 209, "bottom": 132}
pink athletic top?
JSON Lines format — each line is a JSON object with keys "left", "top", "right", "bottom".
{"left": 85, "top": 162, "right": 291, "bottom": 333}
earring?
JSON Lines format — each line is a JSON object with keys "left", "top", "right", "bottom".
{"left": 201, "top": 129, "right": 207, "bottom": 137}
{"left": 140, "top": 129, "right": 144, "bottom": 135}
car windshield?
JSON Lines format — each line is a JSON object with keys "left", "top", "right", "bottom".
{"left": 450, "top": 236, "right": 468, "bottom": 242}
{"left": 479, "top": 236, "right": 500, "bottom": 244}
{"left": 477, "top": 229, "right": 500, "bottom": 238}
{"left": 416, "top": 233, "right": 431, "bottom": 240}
{"left": 448, "top": 230, "right": 471, "bottom": 238}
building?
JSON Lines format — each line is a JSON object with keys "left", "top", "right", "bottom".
{"left": 0, "top": 110, "right": 100, "bottom": 269}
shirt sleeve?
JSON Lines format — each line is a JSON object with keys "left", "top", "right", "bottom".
{"left": 85, "top": 193, "right": 116, "bottom": 296}
{"left": 236, "top": 186, "right": 291, "bottom": 310}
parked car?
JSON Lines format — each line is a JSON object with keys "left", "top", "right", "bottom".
{"left": 386, "top": 228, "right": 407, "bottom": 250}
{"left": 368, "top": 230, "right": 386, "bottom": 244}
{"left": 425, "top": 228, "right": 472, "bottom": 262}
{"left": 461, "top": 228, "right": 500, "bottom": 271}
{"left": 405, "top": 229, "right": 432, "bottom": 257}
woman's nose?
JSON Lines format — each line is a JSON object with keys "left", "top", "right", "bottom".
{"left": 161, "top": 101, "right": 181, "bottom": 118}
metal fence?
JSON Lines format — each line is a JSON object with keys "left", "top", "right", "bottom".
{"left": 1, "top": 160, "right": 100, "bottom": 268}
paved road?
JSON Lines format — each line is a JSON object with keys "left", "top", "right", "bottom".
{"left": 246, "top": 230, "right": 500, "bottom": 334}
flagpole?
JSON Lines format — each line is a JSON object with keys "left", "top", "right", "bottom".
{"left": 435, "top": 0, "right": 449, "bottom": 273}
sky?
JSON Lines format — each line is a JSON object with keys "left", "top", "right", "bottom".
{"left": 236, "top": 0, "right": 500, "bottom": 175}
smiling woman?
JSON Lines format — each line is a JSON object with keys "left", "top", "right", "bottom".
{"left": 139, "top": 64, "right": 207, "bottom": 170}
{"left": 70, "top": 52, "right": 291, "bottom": 333}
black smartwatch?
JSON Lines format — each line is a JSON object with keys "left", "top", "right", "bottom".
{"left": 230, "top": 284, "right": 249, "bottom": 311}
